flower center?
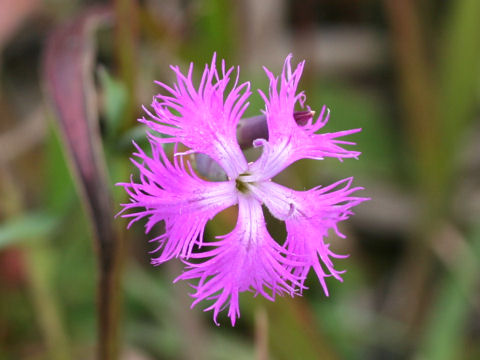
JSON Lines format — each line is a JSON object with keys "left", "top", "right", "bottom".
{"left": 235, "top": 172, "right": 255, "bottom": 194}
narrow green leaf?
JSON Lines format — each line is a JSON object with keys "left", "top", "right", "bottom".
{"left": 98, "top": 67, "right": 129, "bottom": 139}
{"left": 45, "top": 125, "right": 77, "bottom": 213}
{"left": 0, "top": 212, "right": 57, "bottom": 249}
{"left": 436, "top": 0, "right": 480, "bottom": 201}
{"left": 439, "top": 0, "right": 480, "bottom": 145}
{"left": 419, "top": 223, "right": 480, "bottom": 360}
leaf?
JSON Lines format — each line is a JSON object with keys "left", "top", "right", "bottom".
{"left": 42, "top": 6, "right": 123, "bottom": 360}
{"left": 43, "top": 6, "right": 115, "bottom": 253}
{"left": 0, "top": 212, "right": 57, "bottom": 249}
{"left": 98, "top": 67, "right": 129, "bottom": 140}
{"left": 419, "top": 223, "right": 480, "bottom": 360}
{"left": 436, "top": 0, "right": 480, "bottom": 199}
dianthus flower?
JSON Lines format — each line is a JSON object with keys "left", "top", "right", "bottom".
{"left": 119, "top": 54, "right": 367, "bottom": 325}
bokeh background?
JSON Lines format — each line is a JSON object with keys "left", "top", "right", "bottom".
{"left": 1, "top": 0, "right": 480, "bottom": 359}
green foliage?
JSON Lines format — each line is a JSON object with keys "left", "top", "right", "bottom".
{"left": 420, "top": 223, "right": 480, "bottom": 360}
{"left": 419, "top": 0, "right": 480, "bottom": 357}
{"left": 0, "top": 212, "right": 57, "bottom": 249}
{"left": 98, "top": 67, "right": 129, "bottom": 141}
{"left": 312, "top": 82, "right": 399, "bottom": 180}
{"left": 183, "top": 0, "right": 236, "bottom": 62}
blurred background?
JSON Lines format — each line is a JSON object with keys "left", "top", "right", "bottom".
{"left": 1, "top": 0, "right": 480, "bottom": 359}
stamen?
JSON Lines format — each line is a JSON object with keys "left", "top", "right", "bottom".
{"left": 235, "top": 178, "right": 250, "bottom": 193}
{"left": 235, "top": 172, "right": 253, "bottom": 193}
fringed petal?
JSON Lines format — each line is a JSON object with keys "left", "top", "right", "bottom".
{"left": 249, "top": 55, "right": 361, "bottom": 181}
{"left": 140, "top": 54, "right": 251, "bottom": 178}
{"left": 249, "top": 178, "right": 369, "bottom": 295}
{"left": 117, "top": 140, "right": 237, "bottom": 263}
{"left": 175, "top": 195, "right": 305, "bottom": 325}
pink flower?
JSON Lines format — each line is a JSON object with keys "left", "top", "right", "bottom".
{"left": 119, "top": 54, "right": 368, "bottom": 325}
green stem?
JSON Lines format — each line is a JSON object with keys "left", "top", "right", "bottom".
{"left": 255, "top": 306, "right": 269, "bottom": 360}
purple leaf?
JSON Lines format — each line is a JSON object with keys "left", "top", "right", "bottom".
{"left": 43, "top": 6, "right": 121, "bottom": 360}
